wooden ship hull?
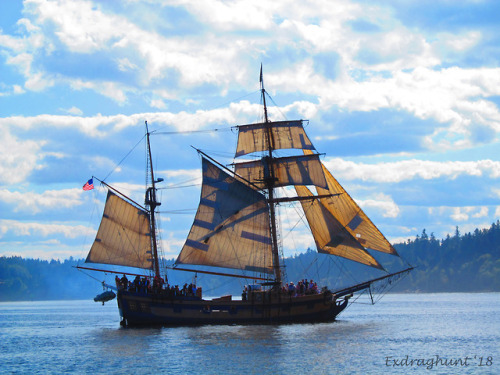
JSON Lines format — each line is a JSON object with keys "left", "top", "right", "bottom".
{"left": 117, "top": 290, "right": 350, "bottom": 326}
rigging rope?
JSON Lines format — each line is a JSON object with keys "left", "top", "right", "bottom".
{"left": 77, "top": 267, "right": 109, "bottom": 285}
{"left": 154, "top": 127, "right": 232, "bottom": 135}
{"left": 159, "top": 183, "right": 201, "bottom": 190}
{"left": 158, "top": 209, "right": 197, "bottom": 214}
{"left": 103, "top": 135, "right": 146, "bottom": 182}
{"left": 265, "top": 91, "right": 288, "bottom": 122}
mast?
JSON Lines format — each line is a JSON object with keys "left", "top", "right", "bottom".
{"left": 145, "top": 121, "right": 161, "bottom": 278}
{"left": 260, "top": 65, "right": 282, "bottom": 286}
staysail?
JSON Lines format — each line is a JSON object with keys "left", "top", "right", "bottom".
{"left": 304, "top": 150, "right": 398, "bottom": 256}
{"left": 175, "top": 158, "right": 274, "bottom": 275}
{"left": 86, "top": 191, "right": 153, "bottom": 269}
{"left": 295, "top": 186, "right": 384, "bottom": 270}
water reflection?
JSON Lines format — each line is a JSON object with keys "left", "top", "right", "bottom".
{"left": 1, "top": 294, "right": 498, "bottom": 374}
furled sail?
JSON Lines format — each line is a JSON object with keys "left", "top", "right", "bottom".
{"left": 304, "top": 150, "right": 398, "bottom": 255}
{"left": 295, "top": 186, "right": 384, "bottom": 270}
{"left": 234, "top": 154, "right": 328, "bottom": 190}
{"left": 86, "top": 191, "right": 153, "bottom": 269}
{"left": 235, "top": 120, "right": 315, "bottom": 157}
{"left": 175, "top": 158, "right": 274, "bottom": 274}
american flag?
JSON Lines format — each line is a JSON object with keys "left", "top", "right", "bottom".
{"left": 83, "top": 178, "right": 94, "bottom": 191}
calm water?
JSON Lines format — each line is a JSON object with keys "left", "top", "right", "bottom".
{"left": 0, "top": 293, "right": 498, "bottom": 374}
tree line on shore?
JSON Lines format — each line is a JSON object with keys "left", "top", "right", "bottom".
{"left": 1, "top": 221, "right": 498, "bottom": 301}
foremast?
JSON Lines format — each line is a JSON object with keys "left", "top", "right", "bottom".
{"left": 145, "top": 121, "right": 161, "bottom": 279}
{"left": 81, "top": 125, "right": 161, "bottom": 275}
{"left": 260, "top": 69, "right": 283, "bottom": 286}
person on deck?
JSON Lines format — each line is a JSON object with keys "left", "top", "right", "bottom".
{"left": 133, "top": 276, "right": 140, "bottom": 292}
{"left": 121, "top": 275, "right": 128, "bottom": 291}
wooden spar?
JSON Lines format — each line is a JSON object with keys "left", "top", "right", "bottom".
{"left": 75, "top": 265, "right": 150, "bottom": 278}
{"left": 331, "top": 266, "right": 414, "bottom": 298}
{"left": 94, "top": 178, "right": 147, "bottom": 212}
{"left": 270, "top": 193, "right": 341, "bottom": 204}
{"left": 195, "top": 148, "right": 263, "bottom": 191}
{"left": 169, "top": 267, "right": 271, "bottom": 281}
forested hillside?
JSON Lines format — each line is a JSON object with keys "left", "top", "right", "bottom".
{"left": 393, "top": 221, "right": 500, "bottom": 292}
{"left": 1, "top": 222, "right": 499, "bottom": 301}
{"left": 0, "top": 257, "right": 96, "bottom": 301}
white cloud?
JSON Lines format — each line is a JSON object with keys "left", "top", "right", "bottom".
{"left": 446, "top": 206, "right": 491, "bottom": 222}
{"left": 319, "top": 66, "right": 500, "bottom": 148}
{"left": 472, "top": 206, "right": 489, "bottom": 219}
{"left": 358, "top": 193, "right": 400, "bottom": 218}
{"left": 494, "top": 188, "right": 500, "bottom": 198}
{"left": 0, "top": 113, "right": 133, "bottom": 137}
{"left": 0, "top": 100, "right": 260, "bottom": 137}
{"left": 451, "top": 207, "right": 471, "bottom": 222}
{"left": 437, "top": 31, "right": 482, "bottom": 52}
{"left": 2, "top": 0, "right": 497, "bottom": 150}
{"left": 150, "top": 99, "right": 167, "bottom": 109}
{"left": 266, "top": 63, "right": 500, "bottom": 152}
{"left": 63, "top": 106, "right": 83, "bottom": 115}
{"left": 13, "top": 85, "right": 25, "bottom": 94}
{"left": 69, "top": 79, "right": 129, "bottom": 105}
{"left": 324, "top": 158, "right": 500, "bottom": 183}
{"left": 26, "top": 0, "right": 122, "bottom": 53}
{"left": 0, "top": 219, "right": 93, "bottom": 239}
{"left": 22, "top": 0, "right": 253, "bottom": 90}
{"left": 117, "top": 58, "right": 138, "bottom": 72}
{"left": 161, "top": 169, "right": 200, "bottom": 181}
{"left": 24, "top": 71, "right": 54, "bottom": 91}
{"left": 178, "top": 0, "right": 274, "bottom": 31}
{"left": 158, "top": 235, "right": 186, "bottom": 259}
{"left": 0, "top": 131, "right": 44, "bottom": 185}
{"left": 0, "top": 188, "right": 83, "bottom": 213}
{"left": 0, "top": 241, "right": 90, "bottom": 260}
{"left": 0, "top": 84, "right": 26, "bottom": 97}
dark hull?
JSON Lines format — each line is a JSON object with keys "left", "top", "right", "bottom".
{"left": 117, "top": 290, "right": 350, "bottom": 326}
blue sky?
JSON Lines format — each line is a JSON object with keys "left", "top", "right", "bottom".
{"left": 0, "top": 0, "right": 499, "bottom": 261}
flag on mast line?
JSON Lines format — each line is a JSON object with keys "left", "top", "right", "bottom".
{"left": 83, "top": 178, "right": 94, "bottom": 191}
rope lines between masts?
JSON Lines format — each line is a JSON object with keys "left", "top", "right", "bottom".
{"left": 103, "top": 134, "right": 146, "bottom": 182}
{"left": 153, "top": 127, "right": 232, "bottom": 136}
{"left": 264, "top": 91, "right": 289, "bottom": 123}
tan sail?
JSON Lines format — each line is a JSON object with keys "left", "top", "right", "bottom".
{"left": 235, "top": 120, "right": 315, "bottom": 157}
{"left": 176, "top": 158, "right": 274, "bottom": 274}
{"left": 303, "top": 150, "right": 398, "bottom": 255}
{"left": 86, "top": 191, "right": 153, "bottom": 269}
{"left": 295, "top": 186, "right": 384, "bottom": 270}
{"left": 234, "top": 154, "right": 328, "bottom": 190}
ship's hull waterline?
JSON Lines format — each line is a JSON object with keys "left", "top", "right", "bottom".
{"left": 117, "top": 290, "right": 350, "bottom": 326}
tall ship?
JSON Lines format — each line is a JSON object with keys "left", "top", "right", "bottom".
{"left": 79, "top": 69, "right": 412, "bottom": 326}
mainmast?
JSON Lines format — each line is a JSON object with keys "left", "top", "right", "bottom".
{"left": 145, "top": 121, "right": 161, "bottom": 278}
{"left": 260, "top": 66, "right": 282, "bottom": 286}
